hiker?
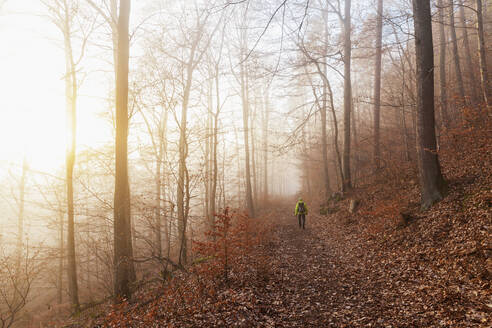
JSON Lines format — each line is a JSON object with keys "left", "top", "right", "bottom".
{"left": 294, "top": 198, "right": 308, "bottom": 229}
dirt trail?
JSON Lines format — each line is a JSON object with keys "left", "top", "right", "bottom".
{"left": 257, "top": 213, "right": 379, "bottom": 327}
{"left": 255, "top": 211, "right": 488, "bottom": 327}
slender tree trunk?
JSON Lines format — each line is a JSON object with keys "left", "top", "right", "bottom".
{"left": 476, "top": 0, "right": 492, "bottom": 110}
{"left": 351, "top": 101, "right": 359, "bottom": 187}
{"left": 58, "top": 209, "right": 64, "bottom": 306}
{"left": 240, "top": 55, "right": 255, "bottom": 218}
{"left": 16, "top": 157, "right": 27, "bottom": 271}
{"left": 63, "top": 18, "right": 79, "bottom": 310}
{"left": 373, "top": 0, "right": 383, "bottom": 169}
{"left": 210, "top": 64, "right": 221, "bottom": 231}
{"left": 155, "top": 140, "right": 162, "bottom": 258}
{"left": 438, "top": 0, "right": 449, "bottom": 127}
{"left": 177, "top": 38, "right": 199, "bottom": 264}
{"left": 250, "top": 96, "right": 258, "bottom": 208}
{"left": 321, "top": 9, "right": 332, "bottom": 197}
{"left": 459, "top": 0, "right": 480, "bottom": 104}
{"left": 204, "top": 86, "right": 212, "bottom": 226}
{"left": 114, "top": 0, "right": 134, "bottom": 300}
{"left": 326, "top": 81, "right": 344, "bottom": 187}
{"left": 342, "top": 0, "right": 352, "bottom": 191}
{"left": 412, "top": 0, "right": 445, "bottom": 210}
{"left": 449, "top": 0, "right": 466, "bottom": 104}
{"left": 262, "top": 86, "right": 269, "bottom": 202}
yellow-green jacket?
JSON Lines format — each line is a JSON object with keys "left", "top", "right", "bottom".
{"left": 294, "top": 200, "right": 308, "bottom": 215}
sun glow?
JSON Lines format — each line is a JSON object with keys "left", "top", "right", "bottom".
{"left": 0, "top": 1, "right": 111, "bottom": 173}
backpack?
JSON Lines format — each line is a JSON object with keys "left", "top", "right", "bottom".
{"left": 298, "top": 202, "right": 306, "bottom": 214}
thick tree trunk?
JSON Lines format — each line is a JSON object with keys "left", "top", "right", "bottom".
{"left": 476, "top": 0, "right": 492, "bottom": 110}
{"left": 114, "top": 0, "right": 134, "bottom": 300}
{"left": 438, "top": 0, "right": 449, "bottom": 127}
{"left": 459, "top": 0, "right": 480, "bottom": 104}
{"left": 449, "top": 0, "right": 466, "bottom": 104}
{"left": 373, "top": 0, "right": 383, "bottom": 169}
{"left": 412, "top": 0, "right": 445, "bottom": 209}
{"left": 342, "top": 0, "right": 352, "bottom": 191}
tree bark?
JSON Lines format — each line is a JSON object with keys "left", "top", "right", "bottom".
{"left": 438, "top": 0, "right": 449, "bottom": 127}
{"left": 412, "top": 0, "right": 445, "bottom": 210}
{"left": 342, "top": 0, "right": 352, "bottom": 191}
{"left": 476, "top": 0, "right": 492, "bottom": 110}
{"left": 373, "top": 0, "right": 383, "bottom": 169}
{"left": 114, "top": 0, "right": 134, "bottom": 300}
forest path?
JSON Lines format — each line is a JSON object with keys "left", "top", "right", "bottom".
{"left": 256, "top": 210, "right": 432, "bottom": 327}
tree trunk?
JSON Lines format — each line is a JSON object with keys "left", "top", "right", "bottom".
{"left": 262, "top": 86, "right": 269, "bottom": 202}
{"left": 321, "top": 9, "right": 332, "bottom": 197}
{"left": 250, "top": 96, "right": 258, "bottom": 208}
{"left": 412, "top": 0, "right": 445, "bottom": 209}
{"left": 459, "top": 0, "right": 480, "bottom": 104}
{"left": 342, "top": 0, "right": 352, "bottom": 191}
{"left": 63, "top": 16, "right": 79, "bottom": 310}
{"left": 438, "top": 0, "right": 449, "bottom": 127}
{"left": 449, "top": 0, "right": 466, "bottom": 104}
{"left": 114, "top": 0, "right": 134, "bottom": 300}
{"left": 58, "top": 209, "right": 63, "bottom": 306}
{"left": 373, "top": 0, "right": 383, "bottom": 169}
{"left": 16, "top": 157, "right": 27, "bottom": 271}
{"left": 155, "top": 138, "right": 162, "bottom": 258}
{"left": 476, "top": 0, "right": 492, "bottom": 110}
{"left": 240, "top": 53, "right": 255, "bottom": 218}
{"left": 204, "top": 86, "right": 212, "bottom": 227}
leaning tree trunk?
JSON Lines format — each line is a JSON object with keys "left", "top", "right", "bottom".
{"left": 476, "top": 0, "right": 492, "bottom": 110}
{"left": 342, "top": 0, "right": 352, "bottom": 191}
{"left": 412, "top": 0, "right": 445, "bottom": 210}
{"left": 373, "top": 0, "right": 383, "bottom": 169}
{"left": 438, "top": 0, "right": 449, "bottom": 127}
{"left": 114, "top": 0, "right": 134, "bottom": 300}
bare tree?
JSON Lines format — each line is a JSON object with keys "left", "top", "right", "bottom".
{"left": 437, "top": 0, "right": 449, "bottom": 127}
{"left": 41, "top": 0, "right": 96, "bottom": 310}
{"left": 113, "top": 0, "right": 134, "bottom": 300}
{"left": 412, "top": 0, "right": 445, "bottom": 209}
{"left": 373, "top": 0, "right": 384, "bottom": 169}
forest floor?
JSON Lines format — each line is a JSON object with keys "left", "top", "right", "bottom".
{"left": 69, "top": 120, "right": 490, "bottom": 328}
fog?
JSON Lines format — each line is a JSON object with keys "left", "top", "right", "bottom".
{"left": 0, "top": 0, "right": 489, "bottom": 326}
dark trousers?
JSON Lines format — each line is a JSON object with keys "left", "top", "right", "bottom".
{"left": 298, "top": 214, "right": 305, "bottom": 229}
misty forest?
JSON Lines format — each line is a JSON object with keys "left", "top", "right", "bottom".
{"left": 0, "top": 0, "right": 490, "bottom": 326}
